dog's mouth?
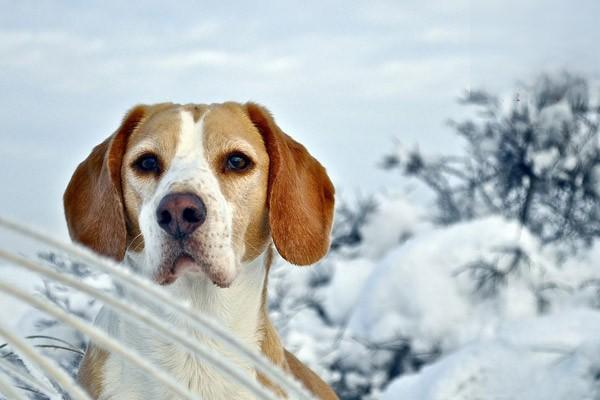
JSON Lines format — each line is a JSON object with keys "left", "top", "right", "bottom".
{"left": 155, "top": 253, "right": 197, "bottom": 286}
{"left": 154, "top": 251, "right": 234, "bottom": 288}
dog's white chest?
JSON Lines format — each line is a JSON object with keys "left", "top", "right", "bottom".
{"left": 100, "top": 339, "right": 257, "bottom": 400}
{"left": 96, "top": 255, "right": 266, "bottom": 400}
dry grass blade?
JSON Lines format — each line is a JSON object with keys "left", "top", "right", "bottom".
{"left": 0, "top": 370, "right": 29, "bottom": 400}
{"left": 0, "top": 320, "right": 92, "bottom": 400}
{"left": 0, "top": 357, "right": 58, "bottom": 397}
{"left": 0, "top": 280, "right": 204, "bottom": 400}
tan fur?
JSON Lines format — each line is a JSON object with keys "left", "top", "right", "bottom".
{"left": 78, "top": 345, "right": 108, "bottom": 399}
{"left": 258, "top": 247, "right": 338, "bottom": 399}
{"left": 66, "top": 102, "right": 338, "bottom": 399}
{"left": 284, "top": 350, "right": 338, "bottom": 400}
{"left": 258, "top": 320, "right": 290, "bottom": 398}
{"left": 257, "top": 247, "right": 289, "bottom": 396}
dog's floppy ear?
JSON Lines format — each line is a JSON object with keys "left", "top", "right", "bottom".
{"left": 245, "top": 102, "right": 335, "bottom": 265}
{"left": 63, "top": 105, "right": 148, "bottom": 261}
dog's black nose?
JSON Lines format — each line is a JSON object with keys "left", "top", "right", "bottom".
{"left": 156, "top": 193, "right": 206, "bottom": 239}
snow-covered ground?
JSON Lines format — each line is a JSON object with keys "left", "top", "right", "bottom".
{"left": 383, "top": 310, "right": 600, "bottom": 400}
{"left": 271, "top": 194, "right": 600, "bottom": 399}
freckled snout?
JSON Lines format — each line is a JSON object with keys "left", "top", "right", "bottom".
{"left": 156, "top": 192, "right": 206, "bottom": 239}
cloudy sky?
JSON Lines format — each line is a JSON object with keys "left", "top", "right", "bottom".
{"left": 1, "top": 0, "right": 598, "bottom": 237}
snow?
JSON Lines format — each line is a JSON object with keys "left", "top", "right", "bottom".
{"left": 271, "top": 196, "right": 600, "bottom": 398}
{"left": 0, "top": 265, "right": 43, "bottom": 332}
{"left": 322, "top": 257, "right": 374, "bottom": 324}
{"left": 358, "top": 194, "right": 430, "bottom": 259}
{"left": 530, "top": 147, "right": 559, "bottom": 174}
{"left": 538, "top": 100, "right": 573, "bottom": 134}
{"left": 382, "top": 310, "right": 600, "bottom": 400}
{"left": 347, "top": 217, "right": 542, "bottom": 350}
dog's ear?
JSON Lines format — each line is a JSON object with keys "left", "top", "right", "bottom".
{"left": 245, "top": 102, "right": 335, "bottom": 265}
{"left": 64, "top": 105, "right": 148, "bottom": 261}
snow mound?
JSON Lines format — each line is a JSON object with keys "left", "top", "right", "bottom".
{"left": 347, "top": 216, "right": 544, "bottom": 352}
{"left": 382, "top": 310, "right": 600, "bottom": 400}
{"left": 358, "top": 194, "right": 430, "bottom": 259}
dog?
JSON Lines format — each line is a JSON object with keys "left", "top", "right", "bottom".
{"left": 63, "top": 102, "right": 337, "bottom": 399}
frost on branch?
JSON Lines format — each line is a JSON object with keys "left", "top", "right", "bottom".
{"left": 384, "top": 72, "right": 600, "bottom": 248}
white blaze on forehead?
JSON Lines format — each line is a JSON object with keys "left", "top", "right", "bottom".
{"left": 175, "top": 110, "right": 207, "bottom": 165}
{"left": 155, "top": 109, "right": 213, "bottom": 196}
{"left": 168, "top": 110, "right": 229, "bottom": 216}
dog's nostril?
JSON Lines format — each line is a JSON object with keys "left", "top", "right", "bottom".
{"left": 159, "top": 210, "right": 172, "bottom": 225}
{"left": 182, "top": 207, "right": 201, "bottom": 223}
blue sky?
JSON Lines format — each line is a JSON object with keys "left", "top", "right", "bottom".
{"left": 1, "top": 0, "right": 599, "bottom": 236}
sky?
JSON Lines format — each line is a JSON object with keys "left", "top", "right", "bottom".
{"left": 0, "top": 0, "right": 599, "bottom": 238}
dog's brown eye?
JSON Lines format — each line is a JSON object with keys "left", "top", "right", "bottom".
{"left": 134, "top": 154, "right": 161, "bottom": 174}
{"left": 225, "top": 153, "right": 252, "bottom": 172}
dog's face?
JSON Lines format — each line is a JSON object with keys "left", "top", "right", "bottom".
{"left": 64, "top": 102, "right": 334, "bottom": 288}
{"left": 121, "top": 104, "right": 270, "bottom": 287}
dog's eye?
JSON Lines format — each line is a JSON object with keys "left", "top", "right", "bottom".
{"left": 133, "top": 154, "right": 161, "bottom": 174}
{"left": 225, "top": 152, "right": 252, "bottom": 172}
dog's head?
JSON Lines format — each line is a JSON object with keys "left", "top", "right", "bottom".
{"left": 64, "top": 102, "right": 334, "bottom": 288}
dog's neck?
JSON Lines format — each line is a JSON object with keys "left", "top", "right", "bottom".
{"left": 96, "top": 251, "right": 272, "bottom": 399}
{"left": 124, "top": 249, "right": 269, "bottom": 349}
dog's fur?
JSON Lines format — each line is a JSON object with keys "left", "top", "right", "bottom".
{"left": 64, "top": 102, "right": 337, "bottom": 399}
